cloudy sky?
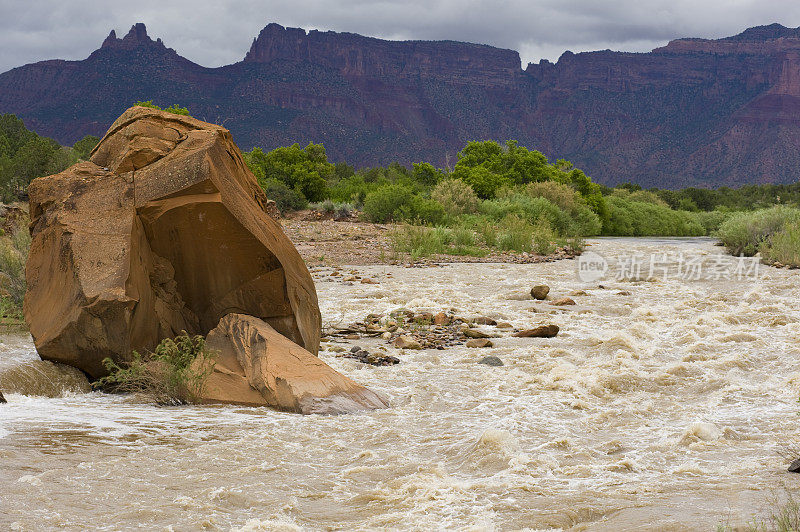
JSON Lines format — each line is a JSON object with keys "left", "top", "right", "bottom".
{"left": 2, "top": 0, "right": 800, "bottom": 73}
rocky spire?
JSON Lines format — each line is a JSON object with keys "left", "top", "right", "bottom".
{"left": 99, "top": 23, "right": 163, "bottom": 50}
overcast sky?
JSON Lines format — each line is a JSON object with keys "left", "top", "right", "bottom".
{"left": 2, "top": 0, "right": 800, "bottom": 73}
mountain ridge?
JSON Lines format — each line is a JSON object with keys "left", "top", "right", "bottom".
{"left": 2, "top": 22, "right": 800, "bottom": 188}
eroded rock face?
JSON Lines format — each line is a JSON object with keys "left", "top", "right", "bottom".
{"left": 199, "top": 314, "right": 388, "bottom": 413}
{"left": 24, "top": 107, "right": 323, "bottom": 385}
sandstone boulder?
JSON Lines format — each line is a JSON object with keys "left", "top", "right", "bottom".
{"left": 23, "top": 107, "right": 384, "bottom": 413}
{"left": 25, "top": 106, "right": 320, "bottom": 378}
{"left": 198, "top": 314, "right": 388, "bottom": 413}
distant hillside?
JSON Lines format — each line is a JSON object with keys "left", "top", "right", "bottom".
{"left": 3, "top": 22, "right": 800, "bottom": 188}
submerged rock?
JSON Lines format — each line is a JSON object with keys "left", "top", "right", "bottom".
{"left": 550, "top": 297, "right": 576, "bottom": 306}
{"left": 512, "top": 324, "right": 560, "bottom": 338}
{"left": 0, "top": 390, "right": 4, "bottom": 403}
{"left": 199, "top": 314, "right": 388, "bottom": 413}
{"left": 789, "top": 459, "right": 800, "bottom": 473}
{"left": 0, "top": 360, "right": 90, "bottom": 397}
{"left": 463, "top": 328, "right": 492, "bottom": 339}
{"left": 531, "top": 285, "right": 550, "bottom": 300}
{"left": 23, "top": 106, "right": 384, "bottom": 413}
{"left": 479, "top": 355, "right": 503, "bottom": 366}
{"left": 466, "top": 338, "right": 493, "bottom": 348}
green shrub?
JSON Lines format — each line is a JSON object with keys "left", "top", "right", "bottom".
{"left": 511, "top": 181, "right": 579, "bottom": 212}
{"left": 481, "top": 195, "right": 572, "bottom": 234}
{"left": 363, "top": 184, "right": 413, "bottom": 223}
{"left": 244, "top": 143, "right": 333, "bottom": 203}
{"left": 0, "top": 213, "right": 30, "bottom": 306}
{"left": 604, "top": 196, "right": 706, "bottom": 236}
{"left": 260, "top": 178, "right": 307, "bottom": 213}
{"left": 72, "top": 135, "right": 100, "bottom": 160}
{"left": 532, "top": 219, "right": 556, "bottom": 255}
{"left": 762, "top": 224, "right": 800, "bottom": 267}
{"left": 411, "top": 162, "right": 446, "bottom": 186}
{"left": 452, "top": 226, "right": 476, "bottom": 247}
{"left": 431, "top": 179, "right": 480, "bottom": 216}
{"left": 399, "top": 196, "right": 446, "bottom": 225}
{"left": 94, "top": 333, "right": 216, "bottom": 405}
{"left": 134, "top": 101, "right": 190, "bottom": 116}
{"left": 626, "top": 189, "right": 669, "bottom": 207}
{"left": 716, "top": 206, "right": 800, "bottom": 256}
{"left": 388, "top": 224, "right": 486, "bottom": 258}
{"left": 497, "top": 215, "right": 532, "bottom": 253}
{"left": 476, "top": 218, "right": 498, "bottom": 247}
{"left": 691, "top": 210, "right": 730, "bottom": 234}
{"left": 717, "top": 206, "right": 800, "bottom": 266}
{"left": 328, "top": 175, "right": 382, "bottom": 205}
{"left": 389, "top": 225, "right": 447, "bottom": 257}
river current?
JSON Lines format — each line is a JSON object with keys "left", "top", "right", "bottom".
{"left": 1, "top": 237, "right": 799, "bottom": 530}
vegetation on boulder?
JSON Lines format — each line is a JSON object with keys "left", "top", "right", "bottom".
{"left": 94, "top": 334, "right": 217, "bottom": 405}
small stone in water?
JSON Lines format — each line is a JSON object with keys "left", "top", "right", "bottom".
{"left": 479, "top": 355, "right": 503, "bottom": 366}
{"left": 512, "top": 324, "right": 559, "bottom": 338}
{"left": 531, "top": 285, "right": 550, "bottom": 300}
{"left": 466, "top": 338, "right": 493, "bottom": 348}
{"left": 394, "top": 335, "right": 423, "bottom": 350}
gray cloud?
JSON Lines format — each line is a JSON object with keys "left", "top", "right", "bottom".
{"left": 2, "top": 0, "right": 800, "bottom": 73}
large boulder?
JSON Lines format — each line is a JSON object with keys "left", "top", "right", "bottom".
{"left": 199, "top": 314, "right": 388, "bottom": 413}
{"left": 23, "top": 107, "right": 383, "bottom": 412}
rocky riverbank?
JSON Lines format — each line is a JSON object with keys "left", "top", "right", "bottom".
{"left": 282, "top": 213, "right": 581, "bottom": 266}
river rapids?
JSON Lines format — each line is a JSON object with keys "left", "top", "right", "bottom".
{"left": 1, "top": 238, "right": 799, "bottom": 530}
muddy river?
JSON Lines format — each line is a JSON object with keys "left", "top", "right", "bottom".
{"left": 1, "top": 238, "right": 799, "bottom": 530}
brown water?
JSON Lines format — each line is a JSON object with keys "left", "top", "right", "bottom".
{"left": 1, "top": 238, "right": 799, "bottom": 531}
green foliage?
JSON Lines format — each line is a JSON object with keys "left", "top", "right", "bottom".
{"left": 497, "top": 215, "right": 533, "bottom": 253}
{"left": 603, "top": 196, "right": 706, "bottom": 236}
{"left": 452, "top": 140, "right": 554, "bottom": 199}
{"left": 717, "top": 206, "right": 800, "bottom": 265}
{"left": 431, "top": 178, "right": 480, "bottom": 216}
{"left": 411, "top": 162, "right": 446, "bottom": 186}
{"left": 72, "top": 135, "right": 100, "bottom": 160}
{"left": 388, "top": 224, "right": 486, "bottom": 259}
{"left": 532, "top": 219, "right": 556, "bottom": 255}
{"left": 0, "top": 213, "right": 30, "bottom": 306}
{"left": 453, "top": 164, "right": 508, "bottom": 199}
{"left": 134, "top": 101, "right": 190, "bottom": 116}
{"left": 0, "top": 114, "right": 78, "bottom": 201}
{"left": 362, "top": 184, "right": 413, "bottom": 223}
{"left": 762, "top": 223, "right": 800, "bottom": 267}
{"left": 0, "top": 114, "right": 77, "bottom": 202}
{"left": 362, "top": 183, "right": 447, "bottom": 225}
{"left": 244, "top": 143, "right": 333, "bottom": 203}
{"left": 399, "top": 196, "right": 446, "bottom": 225}
{"left": 94, "top": 333, "right": 217, "bottom": 405}
{"left": 328, "top": 175, "right": 382, "bottom": 205}
{"left": 476, "top": 218, "right": 498, "bottom": 247}
{"left": 259, "top": 178, "right": 307, "bottom": 213}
